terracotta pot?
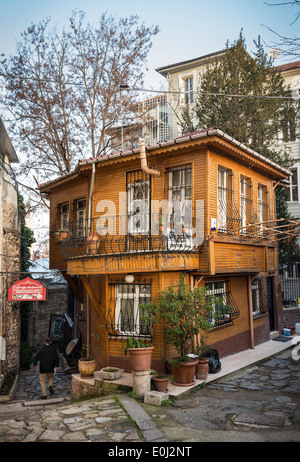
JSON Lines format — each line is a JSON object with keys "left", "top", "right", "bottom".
{"left": 152, "top": 376, "right": 169, "bottom": 392}
{"left": 56, "top": 231, "right": 68, "bottom": 242}
{"left": 129, "top": 347, "right": 154, "bottom": 371}
{"left": 78, "top": 359, "right": 96, "bottom": 378}
{"left": 170, "top": 359, "right": 197, "bottom": 387}
{"left": 87, "top": 232, "right": 99, "bottom": 254}
{"left": 196, "top": 358, "right": 209, "bottom": 381}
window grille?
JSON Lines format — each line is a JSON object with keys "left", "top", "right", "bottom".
{"left": 258, "top": 185, "right": 270, "bottom": 237}
{"left": 240, "top": 177, "right": 258, "bottom": 235}
{"left": 57, "top": 202, "right": 69, "bottom": 231}
{"left": 218, "top": 167, "right": 241, "bottom": 234}
{"left": 289, "top": 168, "right": 298, "bottom": 202}
{"left": 251, "top": 278, "right": 268, "bottom": 317}
{"left": 127, "top": 170, "right": 151, "bottom": 243}
{"left": 106, "top": 282, "right": 152, "bottom": 340}
{"left": 167, "top": 165, "right": 193, "bottom": 249}
{"left": 72, "top": 199, "right": 86, "bottom": 237}
{"left": 205, "top": 279, "right": 240, "bottom": 329}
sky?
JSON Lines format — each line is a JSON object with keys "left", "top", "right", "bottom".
{"left": 0, "top": 0, "right": 299, "bottom": 89}
{"left": 0, "top": 0, "right": 299, "bottom": 243}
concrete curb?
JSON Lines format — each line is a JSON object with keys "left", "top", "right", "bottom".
{"left": 118, "top": 394, "right": 168, "bottom": 442}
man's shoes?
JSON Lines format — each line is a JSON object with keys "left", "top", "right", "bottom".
{"left": 49, "top": 386, "right": 54, "bottom": 395}
{"left": 40, "top": 396, "right": 47, "bottom": 400}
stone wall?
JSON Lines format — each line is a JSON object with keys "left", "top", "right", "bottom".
{"left": 28, "top": 282, "right": 69, "bottom": 348}
{"left": 0, "top": 179, "right": 21, "bottom": 378}
{"left": 281, "top": 307, "right": 300, "bottom": 333}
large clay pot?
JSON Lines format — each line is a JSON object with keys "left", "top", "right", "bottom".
{"left": 78, "top": 359, "right": 96, "bottom": 378}
{"left": 196, "top": 358, "right": 209, "bottom": 381}
{"left": 129, "top": 347, "right": 154, "bottom": 371}
{"left": 152, "top": 375, "right": 169, "bottom": 392}
{"left": 170, "top": 359, "right": 197, "bottom": 387}
{"left": 86, "top": 232, "right": 99, "bottom": 255}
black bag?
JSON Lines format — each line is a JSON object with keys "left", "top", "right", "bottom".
{"left": 208, "top": 349, "right": 221, "bottom": 374}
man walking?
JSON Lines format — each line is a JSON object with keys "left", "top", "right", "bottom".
{"left": 33, "top": 337, "right": 60, "bottom": 399}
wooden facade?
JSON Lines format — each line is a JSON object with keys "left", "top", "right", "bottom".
{"left": 40, "top": 128, "right": 290, "bottom": 372}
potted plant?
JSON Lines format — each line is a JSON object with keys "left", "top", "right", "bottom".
{"left": 87, "top": 231, "right": 100, "bottom": 254}
{"left": 143, "top": 275, "right": 213, "bottom": 386}
{"left": 54, "top": 230, "right": 69, "bottom": 242}
{"left": 122, "top": 336, "right": 154, "bottom": 371}
{"left": 195, "top": 336, "right": 212, "bottom": 381}
{"left": 78, "top": 344, "right": 96, "bottom": 378}
{"left": 151, "top": 370, "right": 170, "bottom": 392}
{"left": 159, "top": 215, "right": 164, "bottom": 233}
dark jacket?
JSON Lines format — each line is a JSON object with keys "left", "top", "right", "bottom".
{"left": 33, "top": 344, "right": 59, "bottom": 373}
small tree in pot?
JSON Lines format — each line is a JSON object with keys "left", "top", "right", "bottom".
{"left": 143, "top": 275, "right": 213, "bottom": 386}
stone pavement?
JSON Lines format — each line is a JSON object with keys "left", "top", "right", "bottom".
{"left": 0, "top": 364, "right": 167, "bottom": 443}
{"left": 1, "top": 341, "right": 300, "bottom": 443}
{"left": 141, "top": 348, "right": 300, "bottom": 442}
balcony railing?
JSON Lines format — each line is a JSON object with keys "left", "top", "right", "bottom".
{"left": 56, "top": 214, "right": 202, "bottom": 259}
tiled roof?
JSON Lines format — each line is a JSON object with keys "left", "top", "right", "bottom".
{"left": 38, "top": 127, "right": 290, "bottom": 191}
{"left": 275, "top": 61, "right": 300, "bottom": 72}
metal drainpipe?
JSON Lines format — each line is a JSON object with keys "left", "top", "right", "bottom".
{"left": 0, "top": 168, "right": 3, "bottom": 385}
{"left": 85, "top": 162, "right": 95, "bottom": 354}
{"left": 139, "top": 138, "right": 160, "bottom": 177}
{"left": 86, "top": 290, "right": 90, "bottom": 355}
{"left": 88, "top": 163, "right": 96, "bottom": 233}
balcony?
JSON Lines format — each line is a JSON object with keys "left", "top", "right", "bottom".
{"left": 56, "top": 215, "right": 203, "bottom": 275}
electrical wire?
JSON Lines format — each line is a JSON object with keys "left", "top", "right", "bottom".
{"left": 0, "top": 72, "right": 298, "bottom": 100}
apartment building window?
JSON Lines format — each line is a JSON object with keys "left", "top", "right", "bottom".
{"left": 218, "top": 167, "right": 241, "bottom": 233}
{"left": 258, "top": 184, "right": 269, "bottom": 235}
{"left": 114, "top": 284, "right": 152, "bottom": 336}
{"left": 167, "top": 165, "right": 193, "bottom": 248}
{"left": 251, "top": 278, "right": 268, "bottom": 317}
{"left": 73, "top": 199, "right": 86, "bottom": 237}
{"left": 288, "top": 168, "right": 298, "bottom": 202}
{"left": 184, "top": 77, "right": 194, "bottom": 103}
{"left": 168, "top": 165, "right": 192, "bottom": 204}
{"left": 240, "top": 176, "right": 249, "bottom": 233}
{"left": 127, "top": 170, "right": 150, "bottom": 235}
{"left": 59, "top": 202, "right": 69, "bottom": 230}
{"left": 240, "top": 176, "right": 256, "bottom": 235}
{"left": 251, "top": 280, "right": 260, "bottom": 317}
{"left": 218, "top": 168, "right": 227, "bottom": 231}
{"left": 205, "top": 280, "right": 240, "bottom": 327}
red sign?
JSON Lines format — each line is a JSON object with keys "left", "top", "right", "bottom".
{"left": 8, "top": 277, "right": 47, "bottom": 301}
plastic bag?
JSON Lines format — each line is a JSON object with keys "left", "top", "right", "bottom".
{"left": 208, "top": 349, "right": 221, "bottom": 374}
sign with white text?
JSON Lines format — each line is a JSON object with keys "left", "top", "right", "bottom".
{"left": 8, "top": 277, "right": 47, "bottom": 301}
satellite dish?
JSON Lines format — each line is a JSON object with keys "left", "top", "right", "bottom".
{"left": 268, "top": 48, "right": 280, "bottom": 60}
{"left": 292, "top": 88, "right": 300, "bottom": 101}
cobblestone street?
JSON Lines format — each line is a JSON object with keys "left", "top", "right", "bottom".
{"left": 0, "top": 346, "right": 300, "bottom": 443}
{"left": 0, "top": 363, "right": 166, "bottom": 443}
{"left": 142, "top": 348, "right": 300, "bottom": 442}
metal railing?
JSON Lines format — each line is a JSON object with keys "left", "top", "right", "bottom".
{"left": 56, "top": 214, "right": 202, "bottom": 259}
{"left": 280, "top": 273, "right": 300, "bottom": 308}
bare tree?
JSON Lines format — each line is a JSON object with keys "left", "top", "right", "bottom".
{"left": 263, "top": 1, "right": 300, "bottom": 58}
{"left": 0, "top": 10, "right": 159, "bottom": 210}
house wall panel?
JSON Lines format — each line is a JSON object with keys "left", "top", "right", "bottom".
{"left": 49, "top": 176, "right": 89, "bottom": 271}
